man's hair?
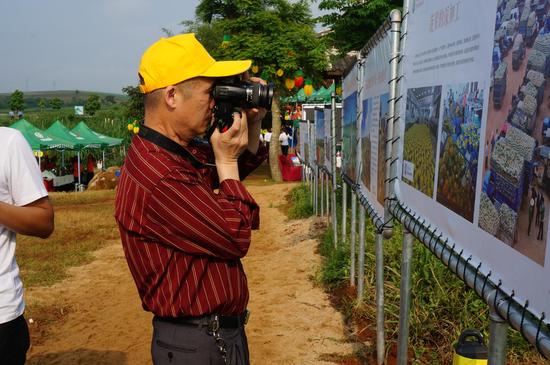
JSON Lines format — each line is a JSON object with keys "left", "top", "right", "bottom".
{"left": 144, "top": 78, "right": 202, "bottom": 110}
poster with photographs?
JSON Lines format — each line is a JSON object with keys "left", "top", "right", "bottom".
{"left": 359, "top": 30, "right": 392, "bottom": 215}
{"left": 298, "top": 121, "right": 307, "bottom": 163}
{"left": 398, "top": 0, "right": 550, "bottom": 321}
{"left": 315, "top": 108, "right": 325, "bottom": 167}
{"left": 342, "top": 65, "right": 359, "bottom": 181}
{"left": 324, "top": 106, "right": 332, "bottom": 170}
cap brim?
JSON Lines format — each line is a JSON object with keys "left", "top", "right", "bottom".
{"left": 201, "top": 60, "right": 252, "bottom": 78}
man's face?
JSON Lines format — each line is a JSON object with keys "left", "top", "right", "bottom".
{"left": 178, "top": 77, "right": 216, "bottom": 136}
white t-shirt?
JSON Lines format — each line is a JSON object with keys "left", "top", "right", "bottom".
{"left": 279, "top": 132, "right": 289, "bottom": 146}
{"left": 264, "top": 132, "right": 272, "bottom": 143}
{"left": 0, "top": 127, "right": 47, "bottom": 323}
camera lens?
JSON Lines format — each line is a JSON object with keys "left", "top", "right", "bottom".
{"left": 252, "top": 83, "right": 274, "bottom": 109}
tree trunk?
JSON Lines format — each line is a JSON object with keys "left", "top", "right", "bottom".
{"left": 269, "top": 94, "right": 282, "bottom": 182}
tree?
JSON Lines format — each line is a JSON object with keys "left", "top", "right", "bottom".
{"left": 9, "top": 90, "right": 24, "bottom": 113}
{"left": 49, "top": 97, "right": 63, "bottom": 110}
{"left": 318, "top": 0, "right": 402, "bottom": 54}
{"left": 85, "top": 94, "right": 102, "bottom": 115}
{"left": 188, "top": 0, "right": 328, "bottom": 181}
{"left": 122, "top": 85, "right": 144, "bottom": 122}
{"left": 38, "top": 99, "right": 47, "bottom": 111}
{"left": 103, "top": 95, "right": 116, "bottom": 105}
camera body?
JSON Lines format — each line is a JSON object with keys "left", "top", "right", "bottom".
{"left": 211, "top": 77, "right": 274, "bottom": 133}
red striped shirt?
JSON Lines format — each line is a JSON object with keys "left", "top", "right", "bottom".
{"left": 115, "top": 133, "right": 267, "bottom": 317}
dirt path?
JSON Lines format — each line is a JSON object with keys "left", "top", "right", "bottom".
{"left": 25, "top": 183, "right": 353, "bottom": 364}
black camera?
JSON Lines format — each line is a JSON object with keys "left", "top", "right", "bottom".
{"left": 211, "top": 77, "right": 274, "bottom": 133}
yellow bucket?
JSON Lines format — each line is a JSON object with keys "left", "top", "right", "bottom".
{"left": 452, "top": 329, "right": 488, "bottom": 365}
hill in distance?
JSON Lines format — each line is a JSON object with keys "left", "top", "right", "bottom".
{"left": 0, "top": 90, "right": 127, "bottom": 110}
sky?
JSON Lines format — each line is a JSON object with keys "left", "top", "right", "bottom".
{"left": 0, "top": 0, "right": 327, "bottom": 95}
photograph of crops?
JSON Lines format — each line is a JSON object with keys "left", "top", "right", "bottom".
{"left": 377, "top": 93, "right": 390, "bottom": 205}
{"left": 403, "top": 85, "right": 442, "bottom": 197}
{"left": 343, "top": 92, "right": 358, "bottom": 180}
{"left": 479, "top": 0, "right": 550, "bottom": 266}
{"left": 315, "top": 109, "right": 325, "bottom": 167}
{"left": 361, "top": 98, "right": 371, "bottom": 189}
{"left": 436, "top": 82, "right": 483, "bottom": 222}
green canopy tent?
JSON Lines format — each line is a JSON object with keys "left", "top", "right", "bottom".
{"left": 10, "top": 119, "right": 75, "bottom": 151}
{"left": 9, "top": 119, "right": 76, "bottom": 169}
{"left": 70, "top": 121, "right": 123, "bottom": 185}
{"left": 46, "top": 120, "right": 105, "bottom": 173}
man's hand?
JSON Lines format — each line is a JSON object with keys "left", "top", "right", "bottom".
{"left": 211, "top": 111, "right": 249, "bottom": 182}
{"left": 242, "top": 75, "right": 268, "bottom": 154}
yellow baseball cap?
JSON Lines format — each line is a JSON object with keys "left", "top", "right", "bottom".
{"left": 138, "top": 33, "right": 252, "bottom": 93}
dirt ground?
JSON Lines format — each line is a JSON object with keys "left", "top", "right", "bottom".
{"left": 24, "top": 182, "right": 355, "bottom": 364}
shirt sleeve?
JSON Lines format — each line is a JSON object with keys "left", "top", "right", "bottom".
{"left": 145, "top": 170, "right": 260, "bottom": 259}
{"left": 7, "top": 131, "right": 48, "bottom": 206}
{"left": 238, "top": 142, "right": 268, "bottom": 181}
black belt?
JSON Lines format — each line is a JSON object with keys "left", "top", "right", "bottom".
{"left": 156, "top": 310, "right": 249, "bottom": 329}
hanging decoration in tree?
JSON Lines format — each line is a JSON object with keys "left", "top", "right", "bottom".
{"left": 304, "top": 78, "right": 314, "bottom": 96}
{"left": 251, "top": 65, "right": 259, "bottom": 74}
{"left": 336, "top": 84, "right": 343, "bottom": 96}
{"left": 128, "top": 120, "right": 140, "bottom": 134}
{"left": 285, "top": 78, "right": 295, "bottom": 90}
{"left": 221, "top": 34, "right": 232, "bottom": 48}
{"left": 294, "top": 70, "right": 304, "bottom": 88}
{"left": 276, "top": 69, "right": 284, "bottom": 77}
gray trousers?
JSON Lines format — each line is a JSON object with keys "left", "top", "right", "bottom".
{"left": 152, "top": 317, "right": 250, "bottom": 365}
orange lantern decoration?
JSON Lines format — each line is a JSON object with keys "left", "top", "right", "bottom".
{"left": 303, "top": 78, "right": 313, "bottom": 96}
{"left": 276, "top": 69, "right": 284, "bottom": 77}
{"left": 285, "top": 78, "right": 295, "bottom": 90}
{"left": 251, "top": 65, "right": 259, "bottom": 74}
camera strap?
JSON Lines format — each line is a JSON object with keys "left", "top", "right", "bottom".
{"left": 138, "top": 124, "right": 208, "bottom": 169}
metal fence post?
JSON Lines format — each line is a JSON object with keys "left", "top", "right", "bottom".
{"left": 375, "top": 233, "right": 385, "bottom": 365}
{"left": 350, "top": 192, "right": 357, "bottom": 287}
{"left": 488, "top": 308, "right": 508, "bottom": 365}
{"left": 326, "top": 172, "right": 330, "bottom": 218}
{"left": 314, "top": 166, "right": 318, "bottom": 215}
{"left": 342, "top": 182, "right": 347, "bottom": 243}
{"left": 319, "top": 169, "right": 325, "bottom": 217}
{"left": 331, "top": 93, "right": 338, "bottom": 247}
{"left": 396, "top": 229, "right": 413, "bottom": 365}
{"left": 357, "top": 205, "right": 366, "bottom": 302}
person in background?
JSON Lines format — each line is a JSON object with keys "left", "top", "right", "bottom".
{"left": 279, "top": 128, "right": 289, "bottom": 156}
{"left": 115, "top": 33, "right": 267, "bottom": 365}
{"left": 72, "top": 157, "right": 82, "bottom": 184}
{"left": 86, "top": 154, "right": 96, "bottom": 184}
{"left": 264, "top": 128, "right": 272, "bottom": 151}
{"left": 0, "top": 127, "right": 54, "bottom": 365}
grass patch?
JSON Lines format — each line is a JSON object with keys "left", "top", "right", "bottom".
{"left": 17, "top": 190, "right": 118, "bottom": 287}
{"left": 286, "top": 184, "right": 314, "bottom": 219}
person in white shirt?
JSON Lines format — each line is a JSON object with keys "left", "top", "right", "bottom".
{"left": 0, "top": 127, "right": 54, "bottom": 365}
{"left": 264, "top": 128, "right": 272, "bottom": 150}
{"left": 279, "top": 129, "right": 290, "bottom": 156}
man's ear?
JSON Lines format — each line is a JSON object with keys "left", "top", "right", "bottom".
{"left": 164, "top": 86, "right": 178, "bottom": 109}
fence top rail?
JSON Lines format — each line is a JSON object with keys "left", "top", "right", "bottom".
{"left": 389, "top": 198, "right": 550, "bottom": 360}
{"left": 342, "top": 173, "right": 386, "bottom": 233}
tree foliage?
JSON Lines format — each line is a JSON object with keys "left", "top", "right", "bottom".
{"left": 121, "top": 85, "right": 144, "bottom": 123}
{"left": 189, "top": 0, "right": 328, "bottom": 92}
{"left": 85, "top": 94, "right": 102, "bottom": 116}
{"left": 9, "top": 90, "right": 25, "bottom": 112}
{"left": 49, "top": 97, "right": 63, "bottom": 110}
{"left": 186, "top": 0, "right": 329, "bottom": 181}
{"left": 318, "top": 0, "right": 402, "bottom": 54}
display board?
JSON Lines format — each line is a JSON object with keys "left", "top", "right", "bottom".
{"left": 298, "top": 121, "right": 308, "bottom": 163}
{"left": 324, "top": 106, "right": 332, "bottom": 170}
{"left": 315, "top": 108, "right": 325, "bottom": 167}
{"left": 398, "top": 0, "right": 550, "bottom": 321}
{"left": 360, "top": 31, "right": 392, "bottom": 215}
{"left": 342, "top": 64, "right": 359, "bottom": 181}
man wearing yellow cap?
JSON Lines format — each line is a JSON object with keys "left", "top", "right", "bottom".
{"left": 115, "top": 33, "right": 268, "bottom": 364}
